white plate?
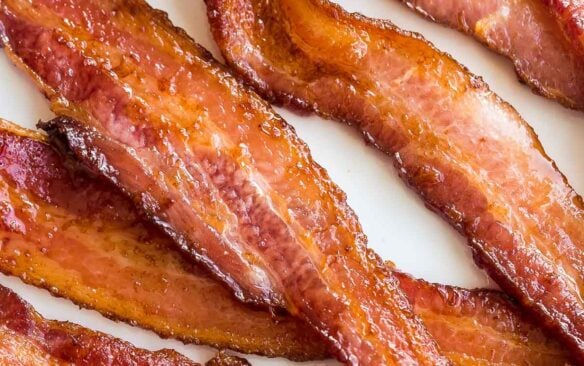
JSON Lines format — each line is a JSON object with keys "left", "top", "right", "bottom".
{"left": 0, "top": 1, "right": 582, "bottom": 364}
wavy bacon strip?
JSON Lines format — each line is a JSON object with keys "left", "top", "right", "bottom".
{"left": 0, "top": 120, "right": 570, "bottom": 364}
{"left": 0, "top": 284, "right": 203, "bottom": 365}
{"left": 204, "top": 0, "right": 584, "bottom": 362}
{"left": 0, "top": 0, "right": 450, "bottom": 364}
{"left": 399, "top": 0, "right": 584, "bottom": 110}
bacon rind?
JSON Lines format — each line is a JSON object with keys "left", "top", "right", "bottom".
{"left": 0, "top": 120, "right": 570, "bottom": 365}
{"left": 0, "top": 0, "right": 449, "bottom": 364}
{"left": 204, "top": 0, "right": 584, "bottom": 362}
{"left": 398, "top": 0, "right": 584, "bottom": 110}
{"left": 0, "top": 284, "right": 201, "bottom": 366}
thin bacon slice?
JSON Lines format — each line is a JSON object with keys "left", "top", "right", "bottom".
{"left": 0, "top": 284, "right": 202, "bottom": 366}
{"left": 398, "top": 0, "right": 584, "bottom": 110}
{"left": 0, "top": 0, "right": 450, "bottom": 364}
{"left": 204, "top": 0, "right": 584, "bottom": 362}
{"left": 0, "top": 119, "right": 570, "bottom": 365}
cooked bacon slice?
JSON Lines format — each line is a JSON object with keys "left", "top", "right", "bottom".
{"left": 0, "top": 120, "right": 570, "bottom": 365}
{"left": 204, "top": 0, "right": 584, "bottom": 361}
{"left": 0, "top": 284, "right": 202, "bottom": 365}
{"left": 398, "top": 0, "right": 584, "bottom": 110}
{"left": 0, "top": 119, "right": 326, "bottom": 361}
{"left": 0, "top": 1, "right": 450, "bottom": 364}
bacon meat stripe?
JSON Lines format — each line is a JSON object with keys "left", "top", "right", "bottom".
{"left": 398, "top": 0, "right": 584, "bottom": 110}
{"left": 0, "top": 119, "right": 570, "bottom": 365}
{"left": 0, "top": 0, "right": 450, "bottom": 364}
{"left": 204, "top": 0, "right": 584, "bottom": 362}
{"left": 0, "top": 283, "right": 206, "bottom": 366}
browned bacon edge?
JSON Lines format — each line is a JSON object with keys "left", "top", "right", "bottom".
{"left": 0, "top": 0, "right": 451, "bottom": 364}
{"left": 398, "top": 0, "right": 584, "bottom": 110}
{"left": 206, "top": 352, "right": 251, "bottom": 366}
{"left": 0, "top": 282, "right": 208, "bottom": 365}
{"left": 204, "top": 0, "right": 584, "bottom": 362}
{"left": 0, "top": 119, "right": 570, "bottom": 365}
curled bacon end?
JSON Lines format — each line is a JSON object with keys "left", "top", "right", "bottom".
{"left": 399, "top": 0, "right": 584, "bottom": 110}
{"left": 0, "top": 119, "right": 571, "bottom": 365}
{"left": 204, "top": 0, "right": 584, "bottom": 362}
{"left": 0, "top": 284, "right": 203, "bottom": 366}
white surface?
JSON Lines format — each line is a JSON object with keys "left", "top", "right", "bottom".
{"left": 0, "top": 0, "right": 582, "bottom": 364}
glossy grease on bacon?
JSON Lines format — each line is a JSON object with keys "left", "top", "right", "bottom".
{"left": 0, "top": 119, "right": 570, "bottom": 365}
{"left": 0, "top": 0, "right": 450, "bottom": 364}
{"left": 399, "top": 0, "right": 584, "bottom": 110}
{"left": 393, "top": 272, "right": 570, "bottom": 365}
{"left": 0, "top": 119, "right": 325, "bottom": 361}
{"left": 204, "top": 0, "right": 584, "bottom": 361}
{"left": 0, "top": 284, "right": 202, "bottom": 366}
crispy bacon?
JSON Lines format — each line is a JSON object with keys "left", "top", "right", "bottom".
{"left": 0, "top": 119, "right": 326, "bottom": 361}
{"left": 204, "top": 0, "right": 584, "bottom": 362}
{"left": 0, "top": 0, "right": 450, "bottom": 364}
{"left": 0, "top": 120, "right": 570, "bottom": 364}
{"left": 398, "top": 0, "right": 584, "bottom": 110}
{"left": 0, "top": 284, "right": 202, "bottom": 365}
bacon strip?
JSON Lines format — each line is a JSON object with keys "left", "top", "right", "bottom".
{"left": 0, "top": 120, "right": 567, "bottom": 365}
{"left": 204, "top": 0, "right": 584, "bottom": 362}
{"left": 0, "top": 119, "right": 570, "bottom": 364}
{"left": 0, "top": 284, "right": 202, "bottom": 365}
{"left": 0, "top": 0, "right": 450, "bottom": 364}
{"left": 398, "top": 0, "right": 584, "bottom": 110}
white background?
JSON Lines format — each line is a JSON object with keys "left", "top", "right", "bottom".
{"left": 0, "top": 1, "right": 582, "bottom": 364}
